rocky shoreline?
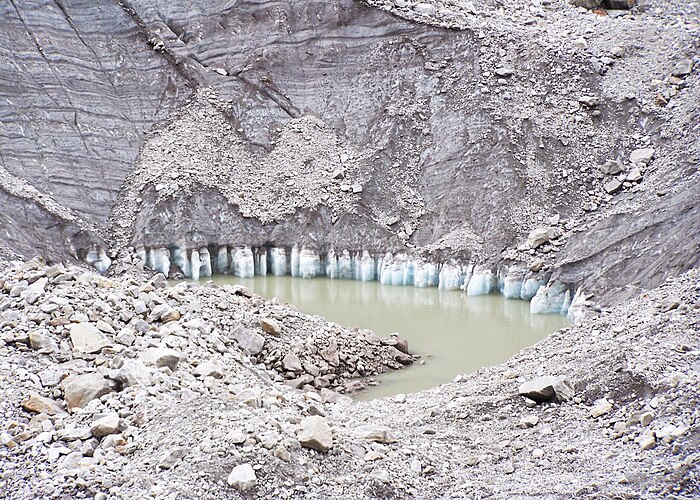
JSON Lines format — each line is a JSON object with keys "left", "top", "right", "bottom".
{"left": 1, "top": 258, "right": 697, "bottom": 498}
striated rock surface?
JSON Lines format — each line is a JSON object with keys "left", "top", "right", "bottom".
{"left": 0, "top": 0, "right": 694, "bottom": 309}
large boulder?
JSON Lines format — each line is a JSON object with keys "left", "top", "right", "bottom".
{"left": 297, "top": 416, "right": 333, "bottom": 452}
{"left": 230, "top": 325, "right": 265, "bottom": 355}
{"left": 61, "top": 373, "right": 113, "bottom": 410}
{"left": 69, "top": 323, "right": 111, "bottom": 354}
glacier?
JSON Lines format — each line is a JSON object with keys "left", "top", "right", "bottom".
{"left": 133, "top": 244, "right": 574, "bottom": 315}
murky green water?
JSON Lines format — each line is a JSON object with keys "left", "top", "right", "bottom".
{"left": 201, "top": 275, "right": 568, "bottom": 400}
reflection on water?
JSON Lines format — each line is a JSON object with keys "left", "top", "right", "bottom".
{"left": 201, "top": 275, "right": 568, "bottom": 400}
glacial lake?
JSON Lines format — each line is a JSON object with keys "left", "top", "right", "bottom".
{"left": 201, "top": 275, "right": 568, "bottom": 400}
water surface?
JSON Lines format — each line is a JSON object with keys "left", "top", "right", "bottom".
{"left": 203, "top": 275, "right": 568, "bottom": 400}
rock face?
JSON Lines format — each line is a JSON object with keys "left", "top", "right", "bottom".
{"left": 0, "top": 0, "right": 696, "bottom": 310}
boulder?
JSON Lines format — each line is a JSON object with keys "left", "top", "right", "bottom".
{"left": 599, "top": 159, "right": 624, "bottom": 176}
{"left": 356, "top": 425, "right": 397, "bottom": 444}
{"left": 260, "top": 318, "right": 281, "bottom": 336}
{"left": 230, "top": 325, "right": 265, "bottom": 355}
{"left": 22, "top": 393, "right": 66, "bottom": 416}
{"left": 62, "top": 373, "right": 113, "bottom": 410}
{"left": 29, "top": 329, "right": 58, "bottom": 352}
{"left": 69, "top": 323, "right": 111, "bottom": 353}
{"left": 570, "top": 0, "right": 603, "bottom": 8}
{"left": 109, "top": 360, "right": 152, "bottom": 387}
{"left": 629, "top": 148, "right": 654, "bottom": 165}
{"left": 671, "top": 59, "right": 693, "bottom": 77}
{"left": 282, "top": 352, "right": 303, "bottom": 372}
{"left": 194, "top": 360, "right": 224, "bottom": 378}
{"left": 604, "top": 178, "right": 623, "bottom": 194}
{"left": 90, "top": 413, "right": 120, "bottom": 437}
{"left": 297, "top": 416, "right": 333, "bottom": 452}
{"left": 227, "top": 463, "right": 257, "bottom": 491}
{"left": 149, "top": 303, "right": 181, "bottom": 322}
{"left": 603, "top": 0, "right": 636, "bottom": 9}
{"left": 518, "top": 376, "right": 574, "bottom": 403}
{"left": 140, "top": 347, "right": 181, "bottom": 371}
{"left": 590, "top": 398, "right": 613, "bottom": 418}
{"left": 527, "top": 228, "right": 550, "bottom": 249}
{"left": 25, "top": 277, "right": 47, "bottom": 305}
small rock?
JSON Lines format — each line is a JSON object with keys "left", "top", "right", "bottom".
{"left": 284, "top": 374, "right": 314, "bottom": 389}
{"left": 465, "top": 455, "right": 480, "bottom": 466}
{"left": 235, "top": 388, "right": 261, "bottom": 408}
{"left": 95, "top": 320, "right": 115, "bottom": 334}
{"left": 320, "top": 341, "right": 339, "bottom": 366}
{"left": 639, "top": 411, "right": 654, "bottom": 427}
{"left": 356, "top": 425, "right": 396, "bottom": 444}
{"left": 414, "top": 2, "right": 436, "bottom": 16}
{"left": 273, "top": 446, "right": 291, "bottom": 462}
{"left": 603, "top": 0, "right": 636, "bottom": 9}
{"left": 226, "top": 429, "right": 247, "bottom": 444}
{"left": 638, "top": 433, "right": 656, "bottom": 450}
{"left": 29, "top": 330, "right": 58, "bottom": 352}
{"left": 625, "top": 167, "right": 642, "bottom": 183}
{"left": 149, "top": 304, "right": 181, "bottom": 322}
{"left": 519, "top": 415, "right": 539, "bottom": 428}
{"left": 227, "top": 463, "right": 257, "bottom": 491}
{"left": 578, "top": 95, "right": 599, "bottom": 107}
{"left": 109, "top": 359, "right": 152, "bottom": 387}
{"left": 495, "top": 67, "right": 514, "bottom": 77}
{"left": 297, "top": 416, "right": 333, "bottom": 453}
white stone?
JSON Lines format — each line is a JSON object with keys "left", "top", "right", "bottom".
{"left": 227, "top": 463, "right": 257, "bottom": 491}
